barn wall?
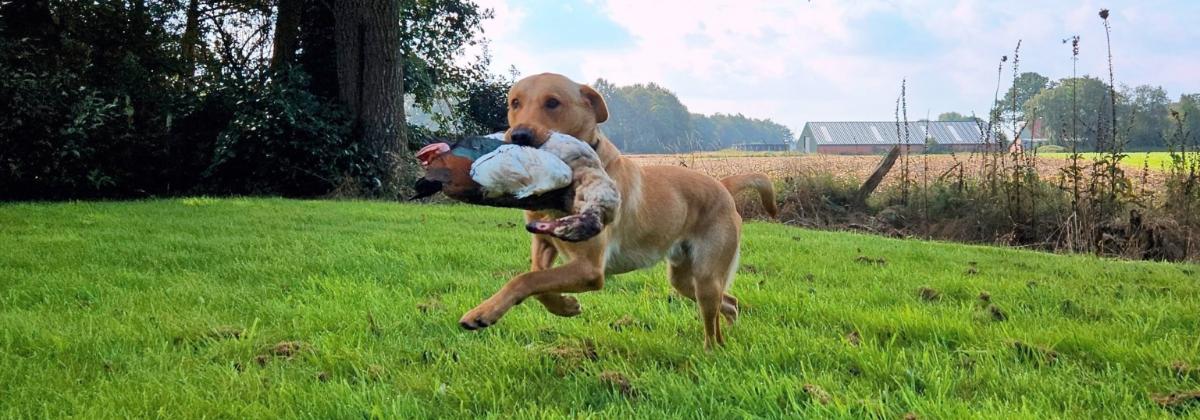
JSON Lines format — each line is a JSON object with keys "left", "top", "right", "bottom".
{"left": 945, "top": 144, "right": 988, "bottom": 153}
{"left": 817, "top": 145, "right": 927, "bottom": 154}
{"left": 815, "top": 144, "right": 988, "bottom": 154}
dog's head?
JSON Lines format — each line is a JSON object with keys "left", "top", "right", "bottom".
{"left": 506, "top": 73, "right": 608, "bottom": 148}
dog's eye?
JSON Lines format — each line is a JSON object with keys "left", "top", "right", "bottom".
{"left": 545, "top": 98, "right": 560, "bottom": 109}
{"left": 510, "top": 99, "right": 520, "bottom": 109}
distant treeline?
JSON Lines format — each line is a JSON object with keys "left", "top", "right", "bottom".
{"left": 592, "top": 79, "right": 794, "bottom": 154}
{"left": 941, "top": 72, "right": 1200, "bottom": 151}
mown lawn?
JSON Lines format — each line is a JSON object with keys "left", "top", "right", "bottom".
{"left": 1, "top": 198, "right": 1198, "bottom": 418}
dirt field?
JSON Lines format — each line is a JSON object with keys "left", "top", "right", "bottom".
{"left": 627, "top": 152, "right": 1170, "bottom": 188}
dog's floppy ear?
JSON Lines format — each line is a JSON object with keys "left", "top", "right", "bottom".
{"left": 580, "top": 84, "right": 609, "bottom": 124}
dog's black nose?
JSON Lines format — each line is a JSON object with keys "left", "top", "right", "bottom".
{"left": 510, "top": 127, "right": 534, "bottom": 146}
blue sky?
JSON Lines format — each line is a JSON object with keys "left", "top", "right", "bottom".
{"left": 472, "top": 0, "right": 1200, "bottom": 134}
{"left": 499, "top": 0, "right": 633, "bottom": 51}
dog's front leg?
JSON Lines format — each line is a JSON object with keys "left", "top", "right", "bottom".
{"left": 459, "top": 245, "right": 605, "bottom": 330}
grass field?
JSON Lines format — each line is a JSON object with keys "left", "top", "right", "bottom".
{"left": 1040, "top": 152, "right": 1196, "bottom": 171}
{"left": 2, "top": 199, "right": 1199, "bottom": 418}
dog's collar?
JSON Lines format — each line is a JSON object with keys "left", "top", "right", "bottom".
{"left": 585, "top": 131, "right": 603, "bottom": 150}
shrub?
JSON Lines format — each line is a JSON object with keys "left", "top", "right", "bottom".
{"left": 0, "top": 37, "right": 363, "bottom": 199}
{"left": 0, "top": 37, "right": 154, "bottom": 199}
{"left": 0, "top": 2, "right": 194, "bottom": 199}
{"left": 0, "top": 2, "right": 418, "bottom": 200}
{"left": 202, "top": 71, "right": 357, "bottom": 196}
{"left": 772, "top": 173, "right": 861, "bottom": 225}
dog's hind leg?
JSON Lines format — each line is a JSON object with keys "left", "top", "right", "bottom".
{"left": 720, "top": 247, "right": 740, "bottom": 324}
{"left": 670, "top": 239, "right": 739, "bottom": 348}
{"left": 667, "top": 245, "right": 696, "bottom": 300}
{"left": 721, "top": 293, "right": 739, "bottom": 324}
{"left": 529, "top": 235, "right": 581, "bottom": 317}
{"left": 672, "top": 260, "right": 738, "bottom": 335}
{"left": 693, "top": 273, "right": 725, "bottom": 350}
{"left": 690, "top": 224, "right": 741, "bottom": 349}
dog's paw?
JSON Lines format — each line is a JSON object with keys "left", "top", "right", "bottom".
{"left": 458, "top": 296, "right": 513, "bottom": 331}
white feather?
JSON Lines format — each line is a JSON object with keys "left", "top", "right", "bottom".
{"left": 470, "top": 144, "right": 573, "bottom": 198}
{"left": 540, "top": 132, "right": 600, "bottom": 162}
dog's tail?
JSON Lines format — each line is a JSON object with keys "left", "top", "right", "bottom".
{"left": 720, "top": 173, "right": 778, "bottom": 219}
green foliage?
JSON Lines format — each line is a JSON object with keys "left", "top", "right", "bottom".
{"left": 452, "top": 75, "right": 512, "bottom": 134}
{"left": 936, "top": 111, "right": 976, "bottom": 122}
{"left": 1171, "top": 95, "right": 1200, "bottom": 147}
{"left": 595, "top": 79, "right": 695, "bottom": 153}
{"left": 203, "top": 70, "right": 356, "bottom": 196}
{"left": 0, "top": 2, "right": 189, "bottom": 199}
{"left": 1037, "top": 144, "right": 1066, "bottom": 153}
{"left": 1125, "top": 85, "right": 1172, "bottom": 150}
{"left": 1, "top": 199, "right": 1198, "bottom": 418}
{"left": 0, "top": 47, "right": 111, "bottom": 196}
{"left": 0, "top": 0, "right": 497, "bottom": 200}
{"left": 993, "top": 72, "right": 1049, "bottom": 123}
{"left": 397, "top": 0, "right": 512, "bottom": 141}
{"left": 776, "top": 173, "right": 860, "bottom": 222}
{"left": 695, "top": 113, "right": 794, "bottom": 151}
{"left": 1025, "top": 76, "right": 1116, "bottom": 150}
{"left": 891, "top": 176, "right": 1073, "bottom": 246}
{"left": 1022, "top": 77, "right": 1181, "bottom": 151}
{"left": 594, "top": 79, "right": 793, "bottom": 153}
{"left": 400, "top": 0, "right": 491, "bottom": 106}
{"left": 426, "top": 70, "right": 515, "bottom": 142}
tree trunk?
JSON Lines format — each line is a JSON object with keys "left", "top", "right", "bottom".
{"left": 269, "top": 0, "right": 302, "bottom": 71}
{"left": 333, "top": 0, "right": 407, "bottom": 194}
{"left": 180, "top": 0, "right": 201, "bottom": 75}
{"left": 297, "top": 0, "right": 338, "bottom": 99}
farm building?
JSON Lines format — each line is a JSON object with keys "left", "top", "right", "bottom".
{"left": 799, "top": 121, "right": 988, "bottom": 154}
{"left": 1011, "top": 119, "right": 1048, "bottom": 152}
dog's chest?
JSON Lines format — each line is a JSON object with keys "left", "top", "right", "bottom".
{"left": 604, "top": 239, "right": 663, "bottom": 275}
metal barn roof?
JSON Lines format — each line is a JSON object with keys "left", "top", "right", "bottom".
{"left": 803, "top": 121, "right": 986, "bottom": 145}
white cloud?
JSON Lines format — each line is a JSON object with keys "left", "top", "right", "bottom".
{"left": 472, "top": 0, "right": 1200, "bottom": 134}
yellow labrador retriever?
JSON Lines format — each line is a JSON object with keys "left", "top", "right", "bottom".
{"left": 458, "top": 73, "right": 777, "bottom": 349}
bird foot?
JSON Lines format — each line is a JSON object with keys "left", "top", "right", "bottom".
{"left": 526, "top": 211, "right": 603, "bottom": 242}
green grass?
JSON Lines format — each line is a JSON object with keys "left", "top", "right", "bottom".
{"left": 2, "top": 198, "right": 1199, "bottom": 418}
{"left": 1041, "top": 152, "right": 1199, "bottom": 171}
